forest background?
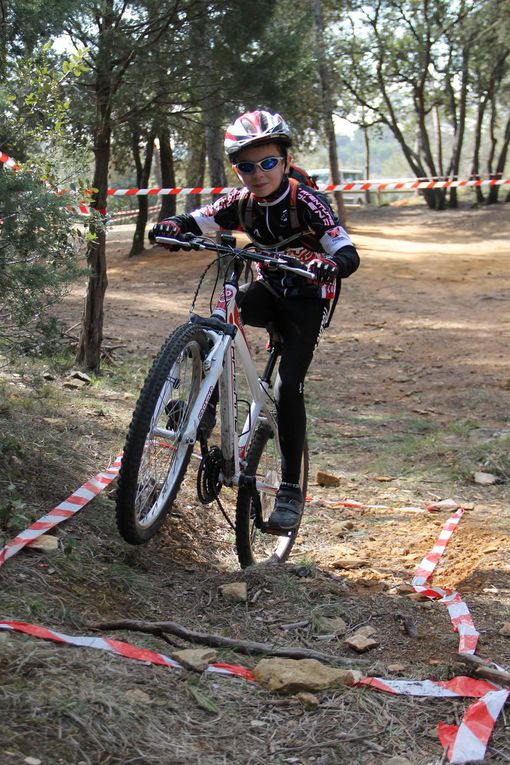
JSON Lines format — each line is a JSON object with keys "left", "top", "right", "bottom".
{"left": 1, "top": 0, "right": 509, "bottom": 368}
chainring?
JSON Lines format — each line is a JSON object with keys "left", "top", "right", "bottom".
{"left": 197, "top": 446, "right": 224, "bottom": 504}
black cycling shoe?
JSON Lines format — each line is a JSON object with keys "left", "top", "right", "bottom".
{"left": 267, "top": 483, "right": 304, "bottom": 533}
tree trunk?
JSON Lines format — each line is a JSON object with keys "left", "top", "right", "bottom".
{"left": 76, "top": 8, "right": 114, "bottom": 372}
{"left": 433, "top": 105, "right": 444, "bottom": 177}
{"left": 471, "top": 95, "right": 488, "bottom": 204}
{"left": 487, "top": 111, "right": 510, "bottom": 204}
{"left": 204, "top": 96, "right": 227, "bottom": 204}
{"left": 185, "top": 127, "right": 206, "bottom": 213}
{"left": 447, "top": 48, "right": 469, "bottom": 209}
{"left": 363, "top": 125, "right": 370, "bottom": 205}
{"left": 312, "top": 0, "right": 345, "bottom": 224}
{"left": 374, "top": 65, "right": 444, "bottom": 209}
{"left": 76, "top": 127, "right": 110, "bottom": 371}
{"left": 158, "top": 128, "right": 176, "bottom": 220}
{"left": 130, "top": 127, "right": 155, "bottom": 256}
{"left": 487, "top": 91, "right": 498, "bottom": 181}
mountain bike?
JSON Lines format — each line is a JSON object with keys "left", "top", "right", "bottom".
{"left": 115, "top": 233, "right": 313, "bottom": 568}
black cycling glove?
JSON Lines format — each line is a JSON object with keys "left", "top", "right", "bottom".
{"left": 149, "top": 219, "right": 182, "bottom": 250}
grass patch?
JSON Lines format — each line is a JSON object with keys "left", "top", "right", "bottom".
{"left": 453, "top": 431, "right": 510, "bottom": 482}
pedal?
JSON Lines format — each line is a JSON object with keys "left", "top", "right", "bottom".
{"left": 260, "top": 522, "right": 293, "bottom": 537}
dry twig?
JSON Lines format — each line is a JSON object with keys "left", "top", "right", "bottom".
{"left": 268, "top": 728, "right": 386, "bottom": 756}
{"left": 460, "top": 654, "right": 510, "bottom": 687}
{"left": 92, "top": 618, "right": 370, "bottom": 667}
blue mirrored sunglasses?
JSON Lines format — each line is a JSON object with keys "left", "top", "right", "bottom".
{"left": 234, "top": 156, "right": 284, "bottom": 174}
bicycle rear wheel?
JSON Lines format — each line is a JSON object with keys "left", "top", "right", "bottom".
{"left": 235, "top": 423, "right": 309, "bottom": 568}
{"left": 116, "top": 324, "right": 208, "bottom": 544}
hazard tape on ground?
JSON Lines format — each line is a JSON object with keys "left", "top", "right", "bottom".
{"left": 0, "top": 620, "right": 504, "bottom": 699}
{"left": 0, "top": 452, "right": 507, "bottom": 762}
{"left": 0, "top": 618, "right": 506, "bottom": 765}
{"left": 0, "top": 621, "right": 254, "bottom": 681}
{"left": 411, "top": 508, "right": 479, "bottom": 656}
{"left": 317, "top": 497, "right": 479, "bottom": 654}
{"left": 365, "top": 675, "right": 509, "bottom": 764}
{"left": 0, "top": 455, "right": 122, "bottom": 567}
{"left": 439, "top": 689, "right": 510, "bottom": 764}
{"left": 407, "top": 507, "right": 509, "bottom": 763}
{"left": 360, "top": 675, "right": 503, "bottom": 698}
{"left": 318, "top": 497, "right": 506, "bottom": 761}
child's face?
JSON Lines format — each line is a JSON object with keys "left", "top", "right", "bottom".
{"left": 233, "top": 142, "right": 288, "bottom": 197}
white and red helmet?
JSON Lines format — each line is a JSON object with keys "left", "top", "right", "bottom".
{"left": 224, "top": 110, "right": 292, "bottom": 158}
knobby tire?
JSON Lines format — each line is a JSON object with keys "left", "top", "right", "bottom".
{"left": 235, "top": 423, "right": 309, "bottom": 568}
{"left": 116, "top": 324, "right": 208, "bottom": 544}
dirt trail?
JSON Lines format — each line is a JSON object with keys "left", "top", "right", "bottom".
{"left": 53, "top": 200, "right": 510, "bottom": 660}
{"left": 3, "top": 202, "right": 509, "bottom": 764}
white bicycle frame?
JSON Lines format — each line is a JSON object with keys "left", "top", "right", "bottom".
{"left": 177, "top": 280, "right": 280, "bottom": 491}
{"left": 152, "top": 235, "right": 315, "bottom": 497}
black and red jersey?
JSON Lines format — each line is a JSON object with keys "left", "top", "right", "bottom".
{"left": 174, "top": 177, "right": 359, "bottom": 300}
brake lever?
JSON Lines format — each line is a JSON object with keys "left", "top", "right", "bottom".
{"left": 154, "top": 235, "right": 194, "bottom": 250}
{"left": 260, "top": 253, "right": 316, "bottom": 281}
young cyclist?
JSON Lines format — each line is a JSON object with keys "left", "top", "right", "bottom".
{"left": 149, "top": 110, "right": 360, "bottom": 534}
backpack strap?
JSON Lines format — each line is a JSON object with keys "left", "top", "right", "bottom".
{"left": 237, "top": 178, "right": 312, "bottom": 249}
{"left": 288, "top": 177, "right": 300, "bottom": 230}
{"left": 237, "top": 187, "right": 253, "bottom": 231}
{"left": 288, "top": 163, "right": 319, "bottom": 190}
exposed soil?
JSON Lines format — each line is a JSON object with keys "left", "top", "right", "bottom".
{"left": 1, "top": 202, "right": 509, "bottom": 764}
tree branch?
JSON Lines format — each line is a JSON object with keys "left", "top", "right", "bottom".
{"left": 92, "top": 618, "right": 371, "bottom": 667}
{"left": 460, "top": 654, "right": 510, "bottom": 688}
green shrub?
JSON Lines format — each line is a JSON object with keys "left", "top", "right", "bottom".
{"left": 0, "top": 170, "right": 86, "bottom": 351}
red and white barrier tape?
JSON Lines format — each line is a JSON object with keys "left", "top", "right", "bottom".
{"left": 361, "top": 675, "right": 502, "bottom": 698}
{"left": 439, "top": 689, "right": 510, "bottom": 764}
{"left": 0, "top": 151, "right": 21, "bottom": 170}
{"left": 0, "top": 455, "right": 122, "bottom": 567}
{"left": 316, "top": 496, "right": 478, "bottom": 655}
{"left": 411, "top": 508, "right": 479, "bottom": 656}
{"left": 0, "top": 621, "right": 254, "bottom": 681}
{"left": 2, "top": 149, "right": 508, "bottom": 197}
{"left": 102, "top": 177, "right": 510, "bottom": 196}
{"left": 0, "top": 618, "right": 505, "bottom": 765}
{"left": 408, "top": 506, "right": 509, "bottom": 762}
{"left": 316, "top": 496, "right": 506, "bottom": 760}
{"left": 0, "top": 620, "right": 504, "bottom": 699}
{"left": 0, "top": 453, "right": 507, "bottom": 762}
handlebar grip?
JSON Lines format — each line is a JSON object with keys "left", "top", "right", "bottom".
{"left": 154, "top": 235, "right": 193, "bottom": 249}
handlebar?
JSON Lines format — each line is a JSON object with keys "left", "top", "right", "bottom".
{"left": 154, "top": 234, "right": 316, "bottom": 281}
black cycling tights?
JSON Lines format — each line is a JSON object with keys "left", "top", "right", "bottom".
{"left": 237, "top": 282, "right": 328, "bottom": 485}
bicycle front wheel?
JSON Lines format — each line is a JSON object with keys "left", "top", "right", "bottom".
{"left": 235, "top": 423, "right": 309, "bottom": 568}
{"left": 116, "top": 324, "right": 209, "bottom": 544}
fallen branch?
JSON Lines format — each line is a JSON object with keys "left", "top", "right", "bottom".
{"left": 460, "top": 654, "right": 510, "bottom": 688}
{"left": 92, "top": 618, "right": 370, "bottom": 667}
{"left": 269, "top": 728, "right": 386, "bottom": 757}
{"left": 277, "top": 619, "right": 310, "bottom": 631}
